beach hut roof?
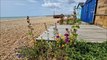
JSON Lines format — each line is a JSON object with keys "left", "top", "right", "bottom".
{"left": 77, "top": 2, "right": 84, "bottom": 8}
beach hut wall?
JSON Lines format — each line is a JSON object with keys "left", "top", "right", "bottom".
{"left": 80, "top": 0, "right": 107, "bottom": 28}
{"left": 80, "top": 0, "right": 98, "bottom": 24}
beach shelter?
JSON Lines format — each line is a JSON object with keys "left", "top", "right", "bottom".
{"left": 76, "top": 2, "right": 84, "bottom": 19}
{"left": 80, "top": 0, "right": 98, "bottom": 24}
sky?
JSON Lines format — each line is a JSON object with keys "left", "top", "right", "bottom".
{"left": 0, "top": 0, "right": 86, "bottom": 17}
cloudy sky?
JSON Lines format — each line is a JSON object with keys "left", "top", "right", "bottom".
{"left": 1, "top": 0, "right": 86, "bottom": 17}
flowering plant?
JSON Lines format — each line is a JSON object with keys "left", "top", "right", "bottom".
{"left": 15, "top": 8, "right": 82, "bottom": 60}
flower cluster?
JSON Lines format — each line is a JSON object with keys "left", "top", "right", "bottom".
{"left": 15, "top": 48, "right": 25, "bottom": 59}
{"left": 55, "top": 28, "right": 70, "bottom": 44}
{"left": 15, "top": 13, "right": 81, "bottom": 60}
{"left": 16, "top": 53, "right": 25, "bottom": 58}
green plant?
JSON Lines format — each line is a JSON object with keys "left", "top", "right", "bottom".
{"left": 15, "top": 40, "right": 107, "bottom": 60}
{"left": 15, "top": 16, "right": 107, "bottom": 60}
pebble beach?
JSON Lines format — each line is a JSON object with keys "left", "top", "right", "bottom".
{"left": 0, "top": 16, "right": 58, "bottom": 60}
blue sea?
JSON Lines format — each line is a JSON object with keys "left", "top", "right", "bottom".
{"left": 0, "top": 16, "right": 45, "bottom": 21}
{"left": 0, "top": 16, "right": 30, "bottom": 21}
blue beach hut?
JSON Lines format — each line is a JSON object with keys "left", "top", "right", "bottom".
{"left": 80, "top": 0, "right": 98, "bottom": 24}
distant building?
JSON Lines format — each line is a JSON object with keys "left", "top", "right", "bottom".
{"left": 78, "top": 0, "right": 107, "bottom": 28}
{"left": 76, "top": 2, "right": 84, "bottom": 19}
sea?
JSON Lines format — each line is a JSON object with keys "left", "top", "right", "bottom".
{"left": 0, "top": 16, "right": 35, "bottom": 21}
{"left": 0, "top": 16, "right": 50, "bottom": 21}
